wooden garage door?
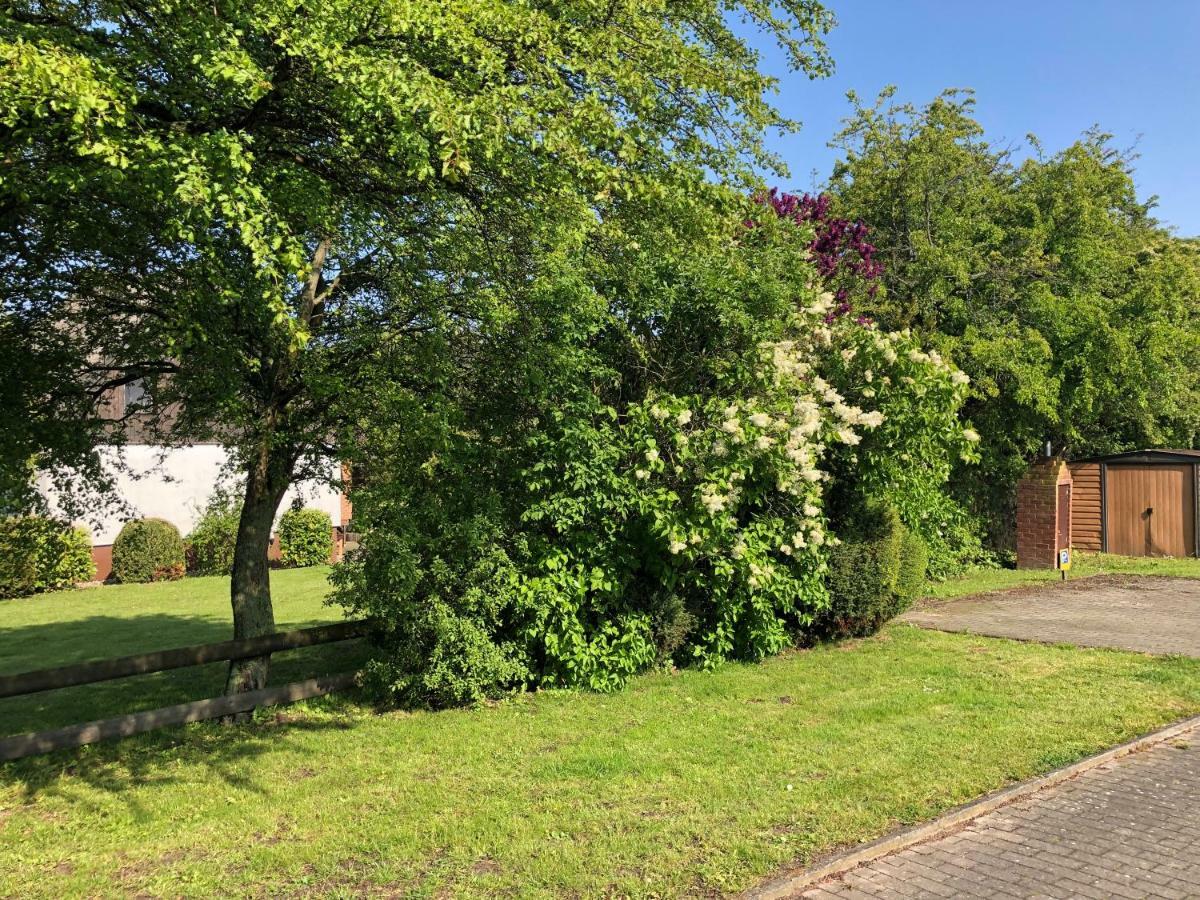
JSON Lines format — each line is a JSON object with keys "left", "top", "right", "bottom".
{"left": 1105, "top": 465, "right": 1196, "bottom": 557}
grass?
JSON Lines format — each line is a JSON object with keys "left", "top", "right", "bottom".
{"left": 2, "top": 555, "right": 1200, "bottom": 897}
{"left": 0, "top": 567, "right": 359, "bottom": 734}
{"left": 2, "top": 628, "right": 1200, "bottom": 897}
{"left": 926, "top": 551, "right": 1200, "bottom": 600}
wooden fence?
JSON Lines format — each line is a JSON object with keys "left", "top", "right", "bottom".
{"left": 0, "top": 620, "right": 370, "bottom": 762}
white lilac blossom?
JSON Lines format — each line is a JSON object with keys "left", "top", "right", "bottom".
{"left": 700, "top": 489, "right": 727, "bottom": 514}
{"left": 618, "top": 290, "right": 963, "bottom": 641}
{"left": 836, "top": 427, "right": 861, "bottom": 446}
{"left": 793, "top": 397, "right": 818, "bottom": 417}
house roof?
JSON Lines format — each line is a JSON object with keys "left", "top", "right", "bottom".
{"left": 1070, "top": 449, "right": 1200, "bottom": 465}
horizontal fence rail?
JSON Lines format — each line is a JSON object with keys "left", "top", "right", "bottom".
{"left": 0, "top": 620, "right": 370, "bottom": 699}
{"left": 0, "top": 619, "right": 373, "bottom": 762}
{"left": 0, "top": 673, "right": 356, "bottom": 762}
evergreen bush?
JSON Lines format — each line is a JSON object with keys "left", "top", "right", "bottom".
{"left": 819, "top": 504, "right": 925, "bottom": 638}
{"left": 111, "top": 518, "right": 186, "bottom": 583}
{"left": 895, "top": 527, "right": 929, "bottom": 606}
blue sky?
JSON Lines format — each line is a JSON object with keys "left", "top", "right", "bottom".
{"left": 738, "top": 1, "right": 1200, "bottom": 236}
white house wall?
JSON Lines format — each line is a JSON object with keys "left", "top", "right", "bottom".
{"left": 39, "top": 445, "right": 345, "bottom": 545}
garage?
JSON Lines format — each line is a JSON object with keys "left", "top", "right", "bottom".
{"left": 1069, "top": 450, "right": 1200, "bottom": 558}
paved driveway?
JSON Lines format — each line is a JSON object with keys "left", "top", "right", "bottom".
{"left": 901, "top": 576, "right": 1200, "bottom": 657}
{"left": 798, "top": 721, "right": 1200, "bottom": 899}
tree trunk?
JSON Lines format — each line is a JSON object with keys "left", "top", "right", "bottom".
{"left": 224, "top": 443, "right": 293, "bottom": 710}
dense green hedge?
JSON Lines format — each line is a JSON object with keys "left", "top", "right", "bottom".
{"left": 186, "top": 497, "right": 241, "bottom": 576}
{"left": 0, "top": 516, "right": 94, "bottom": 598}
{"left": 895, "top": 526, "right": 929, "bottom": 606}
{"left": 111, "top": 518, "right": 186, "bottom": 583}
{"left": 818, "top": 504, "right": 926, "bottom": 639}
{"left": 278, "top": 507, "right": 333, "bottom": 568}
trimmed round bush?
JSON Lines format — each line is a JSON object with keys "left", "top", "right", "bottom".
{"left": 818, "top": 503, "right": 923, "bottom": 639}
{"left": 186, "top": 497, "right": 241, "bottom": 576}
{"left": 111, "top": 518, "right": 186, "bottom": 583}
{"left": 0, "top": 516, "right": 95, "bottom": 598}
{"left": 277, "top": 507, "right": 333, "bottom": 568}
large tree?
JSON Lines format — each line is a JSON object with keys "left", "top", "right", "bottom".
{"left": 825, "top": 88, "right": 1200, "bottom": 545}
{"left": 1, "top": 1, "right": 835, "bottom": 695}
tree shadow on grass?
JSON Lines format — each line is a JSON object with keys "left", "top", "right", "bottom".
{"left": 0, "top": 607, "right": 343, "bottom": 675}
{"left": 0, "top": 698, "right": 367, "bottom": 815}
{"left": 0, "top": 612, "right": 374, "bottom": 804}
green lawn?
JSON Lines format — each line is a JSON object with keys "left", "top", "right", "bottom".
{"left": 0, "top": 567, "right": 359, "bottom": 734}
{"left": 926, "top": 551, "right": 1200, "bottom": 600}
{"left": 2, "top": 557, "right": 1200, "bottom": 897}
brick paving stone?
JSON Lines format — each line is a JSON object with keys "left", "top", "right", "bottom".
{"left": 797, "top": 723, "right": 1200, "bottom": 899}
{"left": 899, "top": 576, "right": 1200, "bottom": 656}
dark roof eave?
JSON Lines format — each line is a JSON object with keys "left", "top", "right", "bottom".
{"left": 1069, "top": 449, "right": 1200, "bottom": 465}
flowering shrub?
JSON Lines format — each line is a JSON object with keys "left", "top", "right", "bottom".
{"left": 820, "top": 322, "right": 981, "bottom": 575}
{"left": 752, "top": 188, "right": 982, "bottom": 574}
{"left": 755, "top": 188, "right": 883, "bottom": 307}
{"left": 336, "top": 196, "right": 977, "bottom": 705}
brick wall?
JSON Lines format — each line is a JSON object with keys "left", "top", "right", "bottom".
{"left": 1016, "top": 458, "right": 1072, "bottom": 569}
{"left": 339, "top": 462, "right": 354, "bottom": 529}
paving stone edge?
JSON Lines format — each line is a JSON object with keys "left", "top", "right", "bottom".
{"left": 744, "top": 713, "right": 1200, "bottom": 900}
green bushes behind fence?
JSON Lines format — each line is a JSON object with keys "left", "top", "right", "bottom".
{"left": 0, "top": 516, "right": 94, "bottom": 598}
{"left": 186, "top": 496, "right": 241, "bottom": 576}
{"left": 278, "top": 507, "right": 333, "bottom": 568}
{"left": 112, "top": 518, "right": 186, "bottom": 583}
